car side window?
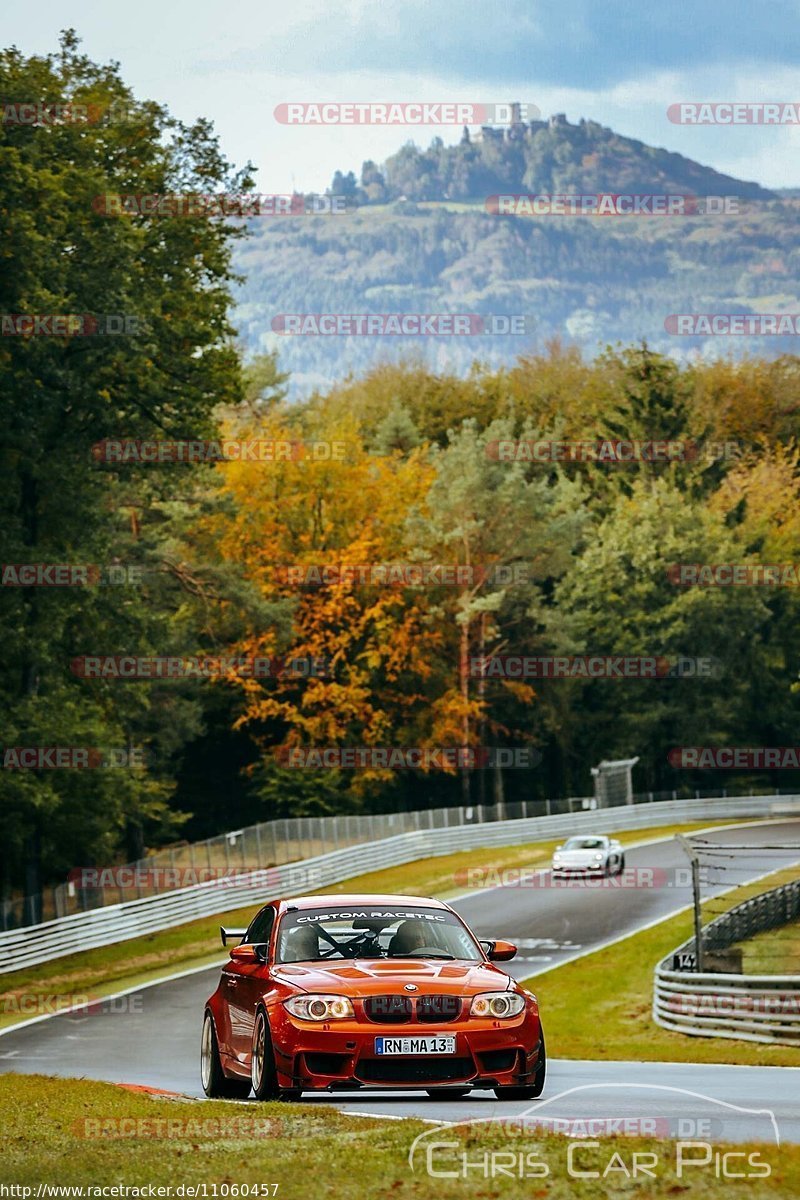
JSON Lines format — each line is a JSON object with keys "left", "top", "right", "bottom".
{"left": 245, "top": 906, "right": 275, "bottom": 948}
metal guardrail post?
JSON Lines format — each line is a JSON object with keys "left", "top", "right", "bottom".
{"left": 677, "top": 834, "right": 704, "bottom": 972}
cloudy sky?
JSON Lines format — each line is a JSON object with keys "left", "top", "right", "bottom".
{"left": 5, "top": 0, "right": 799, "bottom": 192}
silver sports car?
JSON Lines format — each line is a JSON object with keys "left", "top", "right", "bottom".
{"left": 551, "top": 835, "right": 625, "bottom": 877}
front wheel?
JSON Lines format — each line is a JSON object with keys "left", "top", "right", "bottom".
{"left": 201, "top": 1011, "right": 251, "bottom": 1099}
{"left": 251, "top": 1007, "right": 281, "bottom": 1100}
{"left": 493, "top": 1031, "right": 546, "bottom": 1101}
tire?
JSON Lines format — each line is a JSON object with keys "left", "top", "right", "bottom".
{"left": 618, "top": 854, "right": 626, "bottom": 874}
{"left": 493, "top": 1031, "right": 546, "bottom": 1101}
{"left": 251, "top": 1006, "right": 282, "bottom": 1101}
{"left": 426, "top": 1087, "right": 470, "bottom": 1099}
{"left": 201, "top": 1011, "right": 252, "bottom": 1099}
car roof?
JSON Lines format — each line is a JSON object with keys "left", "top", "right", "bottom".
{"left": 275, "top": 893, "right": 448, "bottom": 911}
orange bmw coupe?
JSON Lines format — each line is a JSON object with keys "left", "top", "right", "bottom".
{"left": 202, "top": 894, "right": 545, "bottom": 1101}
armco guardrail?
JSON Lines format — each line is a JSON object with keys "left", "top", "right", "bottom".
{"left": 2, "top": 793, "right": 796, "bottom": 976}
{"left": 654, "top": 877, "right": 800, "bottom": 1046}
{"left": 703, "top": 878, "right": 800, "bottom": 954}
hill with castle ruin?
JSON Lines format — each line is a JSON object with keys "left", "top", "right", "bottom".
{"left": 233, "top": 114, "right": 794, "bottom": 393}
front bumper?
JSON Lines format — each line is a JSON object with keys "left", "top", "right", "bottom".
{"left": 270, "top": 1013, "right": 542, "bottom": 1091}
{"left": 551, "top": 863, "right": 606, "bottom": 876}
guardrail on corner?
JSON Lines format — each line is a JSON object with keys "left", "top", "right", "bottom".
{"left": 653, "top": 877, "right": 800, "bottom": 1046}
{"left": 1, "top": 792, "right": 797, "bottom": 977}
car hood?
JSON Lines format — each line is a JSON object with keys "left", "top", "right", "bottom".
{"left": 555, "top": 848, "right": 606, "bottom": 865}
{"left": 271, "top": 958, "right": 514, "bottom": 994}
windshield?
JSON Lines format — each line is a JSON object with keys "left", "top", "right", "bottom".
{"left": 275, "top": 904, "right": 483, "bottom": 963}
{"left": 563, "top": 837, "right": 606, "bottom": 850}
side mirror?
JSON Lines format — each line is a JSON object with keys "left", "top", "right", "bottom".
{"left": 555, "top": 844, "right": 563, "bottom": 852}
{"left": 229, "top": 944, "right": 259, "bottom": 963}
{"left": 482, "top": 939, "right": 517, "bottom": 962}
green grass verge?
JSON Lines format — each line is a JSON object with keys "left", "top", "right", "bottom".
{"left": 737, "top": 918, "right": 800, "bottom": 975}
{"left": 0, "top": 820, "right": 734, "bottom": 1029}
{"left": 1, "top": 1074, "right": 797, "bottom": 1196}
{"left": 524, "top": 864, "right": 800, "bottom": 1068}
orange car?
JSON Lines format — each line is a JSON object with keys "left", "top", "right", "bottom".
{"left": 201, "top": 893, "right": 545, "bottom": 1101}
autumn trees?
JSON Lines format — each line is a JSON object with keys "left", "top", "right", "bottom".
{"left": 202, "top": 342, "right": 800, "bottom": 820}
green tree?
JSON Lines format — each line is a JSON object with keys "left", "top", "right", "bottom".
{"left": 549, "top": 480, "right": 773, "bottom": 790}
{"left": 0, "top": 31, "right": 254, "bottom": 912}
{"left": 406, "top": 417, "right": 587, "bottom": 803}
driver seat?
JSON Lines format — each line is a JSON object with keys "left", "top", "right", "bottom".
{"left": 283, "top": 926, "right": 320, "bottom": 962}
{"left": 388, "top": 919, "right": 426, "bottom": 957}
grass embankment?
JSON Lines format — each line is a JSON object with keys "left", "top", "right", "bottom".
{"left": 525, "top": 864, "right": 800, "bottom": 1067}
{"left": 737, "top": 918, "right": 800, "bottom": 975}
{"left": 0, "top": 820, "right": 733, "bottom": 1028}
{"left": 1, "top": 1074, "right": 797, "bottom": 1196}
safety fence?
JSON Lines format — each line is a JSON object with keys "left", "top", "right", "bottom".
{"left": 2, "top": 791, "right": 796, "bottom": 976}
{"left": 653, "top": 877, "right": 800, "bottom": 1045}
{"left": 703, "top": 878, "right": 800, "bottom": 955}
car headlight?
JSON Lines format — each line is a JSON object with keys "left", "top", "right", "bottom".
{"left": 284, "top": 994, "right": 354, "bottom": 1021}
{"left": 470, "top": 991, "right": 526, "bottom": 1019}
{"left": 593, "top": 853, "right": 604, "bottom": 862}
{"left": 552, "top": 854, "right": 561, "bottom": 863}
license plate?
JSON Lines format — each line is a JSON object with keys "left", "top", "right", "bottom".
{"left": 375, "top": 1035, "right": 456, "bottom": 1055}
